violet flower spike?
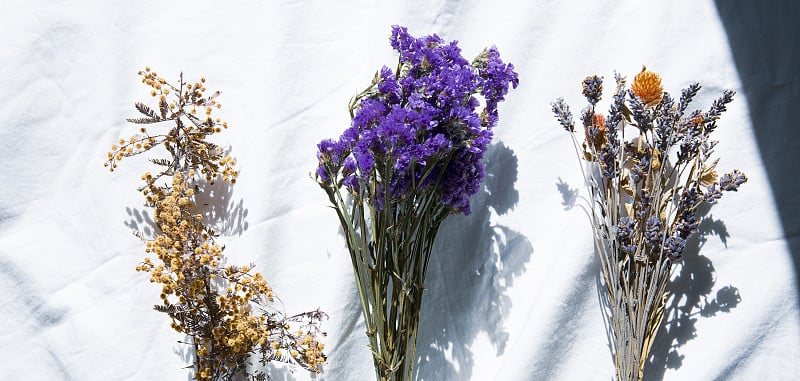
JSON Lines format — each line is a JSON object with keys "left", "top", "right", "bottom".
{"left": 719, "top": 169, "right": 747, "bottom": 191}
{"left": 552, "top": 98, "right": 575, "bottom": 132}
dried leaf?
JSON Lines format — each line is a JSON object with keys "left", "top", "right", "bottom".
{"left": 126, "top": 117, "right": 160, "bottom": 124}
{"left": 699, "top": 158, "right": 720, "bottom": 187}
{"left": 159, "top": 97, "right": 168, "bottom": 120}
{"left": 135, "top": 102, "right": 160, "bottom": 120}
{"left": 150, "top": 158, "right": 172, "bottom": 167}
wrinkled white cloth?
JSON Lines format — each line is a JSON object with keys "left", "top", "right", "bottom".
{"left": 1, "top": 1, "right": 797, "bottom": 380}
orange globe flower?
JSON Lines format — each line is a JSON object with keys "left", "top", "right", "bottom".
{"left": 631, "top": 66, "right": 663, "bottom": 106}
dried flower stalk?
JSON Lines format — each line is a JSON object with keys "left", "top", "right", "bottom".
{"left": 107, "top": 68, "right": 326, "bottom": 381}
{"left": 553, "top": 68, "right": 746, "bottom": 381}
{"left": 315, "top": 26, "right": 518, "bottom": 381}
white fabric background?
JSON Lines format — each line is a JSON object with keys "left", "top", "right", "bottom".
{"left": 1, "top": 1, "right": 798, "bottom": 380}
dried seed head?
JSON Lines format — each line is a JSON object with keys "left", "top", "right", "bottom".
{"left": 632, "top": 66, "right": 663, "bottom": 106}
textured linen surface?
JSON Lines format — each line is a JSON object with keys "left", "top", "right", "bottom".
{"left": 1, "top": 1, "right": 797, "bottom": 380}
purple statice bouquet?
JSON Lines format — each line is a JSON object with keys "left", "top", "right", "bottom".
{"left": 315, "top": 26, "right": 517, "bottom": 381}
{"left": 552, "top": 67, "right": 746, "bottom": 381}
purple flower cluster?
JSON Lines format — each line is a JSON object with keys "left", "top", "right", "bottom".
{"left": 719, "top": 169, "right": 747, "bottom": 191}
{"left": 597, "top": 75, "right": 626, "bottom": 179}
{"left": 582, "top": 75, "right": 603, "bottom": 106}
{"left": 616, "top": 217, "right": 637, "bottom": 254}
{"left": 316, "top": 26, "right": 518, "bottom": 215}
{"left": 555, "top": 70, "right": 747, "bottom": 261}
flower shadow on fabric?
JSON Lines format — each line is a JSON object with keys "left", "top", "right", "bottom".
{"left": 556, "top": 177, "right": 579, "bottom": 211}
{"left": 123, "top": 175, "right": 251, "bottom": 379}
{"left": 554, "top": 180, "right": 740, "bottom": 380}
{"left": 192, "top": 178, "right": 249, "bottom": 237}
{"left": 256, "top": 364, "right": 299, "bottom": 381}
{"left": 413, "top": 142, "right": 533, "bottom": 380}
{"left": 643, "top": 204, "right": 741, "bottom": 380}
{"left": 508, "top": 179, "right": 605, "bottom": 380}
{"left": 172, "top": 350, "right": 299, "bottom": 381}
{"left": 124, "top": 177, "right": 249, "bottom": 240}
{"left": 715, "top": 0, "right": 800, "bottom": 347}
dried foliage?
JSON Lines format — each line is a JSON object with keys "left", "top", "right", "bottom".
{"left": 107, "top": 68, "right": 326, "bottom": 380}
{"left": 553, "top": 67, "right": 746, "bottom": 381}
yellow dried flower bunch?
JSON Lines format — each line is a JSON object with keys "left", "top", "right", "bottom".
{"left": 109, "top": 69, "right": 325, "bottom": 381}
{"left": 105, "top": 67, "right": 236, "bottom": 183}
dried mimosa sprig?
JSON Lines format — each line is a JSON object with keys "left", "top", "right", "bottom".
{"left": 107, "top": 69, "right": 326, "bottom": 381}
{"left": 106, "top": 67, "right": 236, "bottom": 184}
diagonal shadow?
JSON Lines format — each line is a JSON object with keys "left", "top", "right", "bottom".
{"left": 0, "top": 257, "right": 67, "bottom": 329}
{"left": 714, "top": 0, "right": 800, "bottom": 300}
{"left": 0, "top": 257, "right": 71, "bottom": 379}
{"left": 414, "top": 142, "right": 534, "bottom": 380}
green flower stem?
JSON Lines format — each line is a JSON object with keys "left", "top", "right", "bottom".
{"left": 320, "top": 156, "right": 451, "bottom": 381}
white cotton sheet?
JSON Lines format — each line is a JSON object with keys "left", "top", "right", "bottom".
{"left": 1, "top": 1, "right": 797, "bottom": 380}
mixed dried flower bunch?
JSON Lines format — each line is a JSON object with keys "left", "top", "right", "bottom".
{"left": 552, "top": 67, "right": 746, "bottom": 381}
{"left": 107, "top": 68, "right": 325, "bottom": 381}
{"left": 315, "top": 26, "right": 517, "bottom": 381}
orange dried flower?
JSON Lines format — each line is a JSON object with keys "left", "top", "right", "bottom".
{"left": 592, "top": 113, "right": 606, "bottom": 135}
{"left": 690, "top": 114, "right": 704, "bottom": 126}
{"left": 584, "top": 113, "right": 607, "bottom": 150}
{"left": 631, "top": 66, "right": 663, "bottom": 106}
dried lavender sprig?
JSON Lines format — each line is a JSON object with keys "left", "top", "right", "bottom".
{"left": 552, "top": 97, "right": 575, "bottom": 132}
{"left": 654, "top": 93, "right": 677, "bottom": 152}
{"left": 703, "top": 89, "right": 736, "bottom": 134}
{"left": 720, "top": 169, "right": 747, "bottom": 191}
{"left": 605, "top": 74, "right": 626, "bottom": 144}
{"left": 677, "top": 110, "right": 704, "bottom": 165}
{"left": 628, "top": 90, "right": 653, "bottom": 132}
{"left": 677, "top": 82, "right": 701, "bottom": 115}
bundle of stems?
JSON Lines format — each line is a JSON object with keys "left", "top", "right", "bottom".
{"left": 552, "top": 68, "right": 746, "bottom": 381}
{"left": 315, "top": 26, "right": 517, "bottom": 381}
{"left": 320, "top": 157, "right": 450, "bottom": 381}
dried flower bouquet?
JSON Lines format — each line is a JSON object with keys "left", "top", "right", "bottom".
{"left": 552, "top": 67, "right": 747, "bottom": 381}
{"left": 315, "top": 26, "right": 518, "bottom": 381}
{"left": 107, "top": 69, "right": 326, "bottom": 381}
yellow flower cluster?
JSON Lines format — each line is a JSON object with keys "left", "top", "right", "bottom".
{"left": 115, "top": 69, "right": 325, "bottom": 380}
{"left": 105, "top": 68, "right": 232, "bottom": 181}
{"left": 104, "top": 131, "right": 156, "bottom": 170}
{"left": 297, "top": 332, "right": 326, "bottom": 372}
{"left": 136, "top": 165, "right": 326, "bottom": 379}
{"left": 139, "top": 67, "right": 170, "bottom": 97}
